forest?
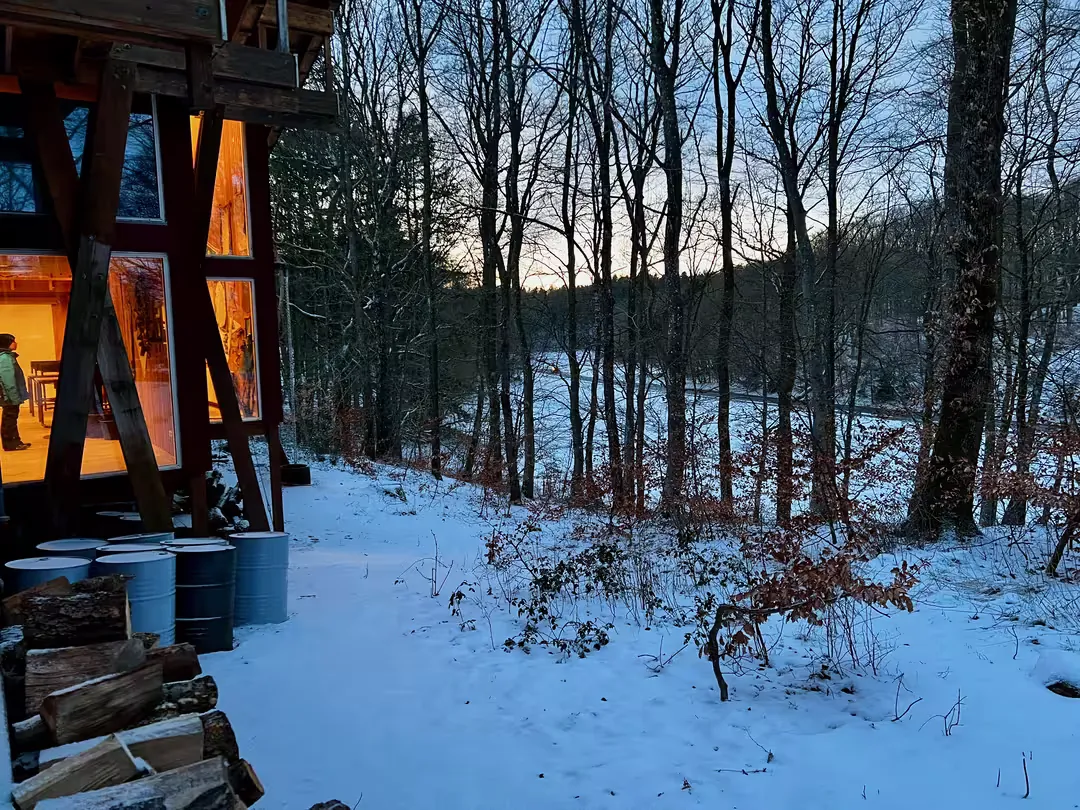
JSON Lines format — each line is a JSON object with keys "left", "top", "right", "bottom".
{"left": 269, "top": 0, "right": 1080, "bottom": 545}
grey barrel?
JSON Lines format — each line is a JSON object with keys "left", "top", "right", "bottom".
{"left": 108, "top": 532, "right": 175, "bottom": 545}
{"left": 36, "top": 539, "right": 108, "bottom": 559}
{"left": 162, "top": 538, "right": 230, "bottom": 549}
{"left": 4, "top": 557, "right": 91, "bottom": 593}
{"left": 93, "top": 551, "right": 176, "bottom": 644}
{"left": 97, "top": 543, "right": 166, "bottom": 556}
{"left": 230, "top": 532, "right": 289, "bottom": 625}
{"left": 173, "top": 545, "right": 236, "bottom": 653}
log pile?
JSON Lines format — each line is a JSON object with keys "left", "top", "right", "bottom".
{"left": 0, "top": 575, "right": 264, "bottom": 809}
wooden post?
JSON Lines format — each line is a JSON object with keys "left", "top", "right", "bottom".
{"left": 267, "top": 423, "right": 284, "bottom": 532}
{"left": 21, "top": 75, "right": 172, "bottom": 534}
{"left": 192, "top": 110, "right": 271, "bottom": 532}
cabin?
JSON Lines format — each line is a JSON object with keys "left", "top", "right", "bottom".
{"left": 0, "top": 0, "right": 337, "bottom": 546}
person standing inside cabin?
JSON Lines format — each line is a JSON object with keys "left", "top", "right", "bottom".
{"left": 0, "top": 333, "right": 30, "bottom": 451}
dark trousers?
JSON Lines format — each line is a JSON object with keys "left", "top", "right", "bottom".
{"left": 1, "top": 404, "right": 21, "bottom": 450}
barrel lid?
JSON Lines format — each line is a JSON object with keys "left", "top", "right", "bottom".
{"left": 103, "top": 543, "right": 165, "bottom": 553}
{"left": 6, "top": 557, "right": 91, "bottom": 570}
{"left": 231, "top": 532, "right": 289, "bottom": 540}
{"left": 162, "top": 538, "right": 229, "bottom": 547}
{"left": 37, "top": 539, "right": 107, "bottom": 551}
{"left": 96, "top": 551, "right": 175, "bottom": 564}
{"left": 171, "top": 544, "right": 235, "bottom": 553}
{"left": 109, "top": 532, "right": 175, "bottom": 544}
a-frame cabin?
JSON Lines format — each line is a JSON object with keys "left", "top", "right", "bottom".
{"left": 0, "top": 0, "right": 337, "bottom": 547}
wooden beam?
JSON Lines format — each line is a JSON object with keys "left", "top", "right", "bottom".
{"left": 0, "top": 0, "right": 224, "bottom": 46}
{"left": 214, "top": 42, "right": 297, "bottom": 88}
{"left": 21, "top": 76, "right": 173, "bottom": 534}
{"left": 37, "top": 62, "right": 132, "bottom": 532}
{"left": 192, "top": 110, "right": 271, "bottom": 532}
{"left": 267, "top": 422, "right": 284, "bottom": 532}
{"left": 259, "top": 2, "right": 334, "bottom": 36}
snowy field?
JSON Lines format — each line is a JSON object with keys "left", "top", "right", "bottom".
{"left": 202, "top": 462, "right": 1080, "bottom": 809}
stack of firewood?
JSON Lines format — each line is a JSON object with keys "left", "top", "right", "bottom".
{"left": 0, "top": 574, "right": 264, "bottom": 809}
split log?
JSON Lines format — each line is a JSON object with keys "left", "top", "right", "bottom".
{"left": 2, "top": 625, "right": 27, "bottom": 721}
{"left": 35, "top": 757, "right": 234, "bottom": 810}
{"left": 12, "top": 735, "right": 139, "bottom": 809}
{"left": 4, "top": 579, "right": 72, "bottom": 626}
{"left": 200, "top": 710, "right": 240, "bottom": 764}
{"left": 13, "top": 715, "right": 50, "bottom": 753}
{"left": 145, "top": 643, "right": 201, "bottom": 682}
{"left": 25, "top": 639, "right": 146, "bottom": 715}
{"left": 22, "top": 591, "right": 130, "bottom": 650}
{"left": 132, "top": 632, "right": 160, "bottom": 650}
{"left": 162, "top": 675, "right": 217, "bottom": 711}
{"left": 227, "top": 760, "right": 264, "bottom": 807}
{"left": 142, "top": 675, "right": 218, "bottom": 723}
{"left": 40, "top": 662, "right": 163, "bottom": 744}
{"left": 69, "top": 575, "right": 129, "bottom": 595}
{"left": 37, "top": 714, "right": 204, "bottom": 776}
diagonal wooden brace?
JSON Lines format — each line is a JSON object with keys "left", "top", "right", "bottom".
{"left": 22, "top": 67, "right": 172, "bottom": 534}
{"left": 191, "top": 108, "right": 270, "bottom": 532}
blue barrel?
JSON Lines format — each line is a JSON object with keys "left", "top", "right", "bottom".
{"left": 108, "top": 532, "right": 175, "bottom": 545}
{"left": 162, "top": 538, "right": 230, "bottom": 549}
{"left": 93, "top": 551, "right": 176, "bottom": 644}
{"left": 173, "top": 545, "right": 236, "bottom": 653}
{"left": 98, "top": 543, "right": 165, "bottom": 556}
{"left": 36, "top": 539, "right": 108, "bottom": 559}
{"left": 230, "top": 532, "right": 289, "bottom": 625}
{"left": 4, "top": 557, "right": 91, "bottom": 593}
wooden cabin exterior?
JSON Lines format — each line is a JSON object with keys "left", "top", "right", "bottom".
{"left": 0, "top": 0, "right": 337, "bottom": 546}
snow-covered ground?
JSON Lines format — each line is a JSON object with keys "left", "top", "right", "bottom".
{"left": 203, "top": 462, "right": 1080, "bottom": 809}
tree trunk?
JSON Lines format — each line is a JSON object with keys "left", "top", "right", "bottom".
{"left": 649, "top": 0, "right": 687, "bottom": 510}
{"left": 907, "top": 0, "right": 1016, "bottom": 538}
{"left": 776, "top": 226, "right": 797, "bottom": 525}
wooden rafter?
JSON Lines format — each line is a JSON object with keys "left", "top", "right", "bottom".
{"left": 191, "top": 108, "right": 271, "bottom": 532}
{"left": 21, "top": 71, "right": 173, "bottom": 534}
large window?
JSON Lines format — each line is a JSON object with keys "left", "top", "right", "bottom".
{"left": 190, "top": 117, "right": 250, "bottom": 256}
{"left": 207, "top": 279, "right": 260, "bottom": 422}
{"left": 0, "top": 102, "right": 163, "bottom": 220}
{"left": 0, "top": 254, "right": 178, "bottom": 484}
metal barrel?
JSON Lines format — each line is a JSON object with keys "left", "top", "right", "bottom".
{"left": 4, "top": 557, "right": 91, "bottom": 593}
{"left": 162, "top": 537, "right": 230, "bottom": 549}
{"left": 98, "top": 543, "right": 166, "bottom": 555}
{"left": 108, "top": 532, "right": 175, "bottom": 545}
{"left": 93, "top": 551, "right": 176, "bottom": 644}
{"left": 36, "top": 539, "right": 108, "bottom": 559}
{"left": 173, "top": 545, "right": 236, "bottom": 653}
{"left": 230, "top": 532, "right": 289, "bottom": 625}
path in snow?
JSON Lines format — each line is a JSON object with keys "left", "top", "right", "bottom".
{"left": 202, "top": 464, "right": 1080, "bottom": 809}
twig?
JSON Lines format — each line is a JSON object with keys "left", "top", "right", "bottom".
{"left": 996, "top": 768, "right": 1000, "bottom": 788}
{"left": 892, "top": 675, "right": 922, "bottom": 722}
{"left": 715, "top": 768, "right": 767, "bottom": 775}
{"left": 1022, "top": 755, "right": 1030, "bottom": 799}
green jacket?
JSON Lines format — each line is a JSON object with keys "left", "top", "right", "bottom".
{"left": 0, "top": 350, "right": 28, "bottom": 407}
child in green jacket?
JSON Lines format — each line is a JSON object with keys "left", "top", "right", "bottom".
{"left": 0, "top": 333, "right": 30, "bottom": 451}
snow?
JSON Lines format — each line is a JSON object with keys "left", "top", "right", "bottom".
{"left": 1032, "top": 650, "right": 1080, "bottom": 689}
{"left": 201, "top": 462, "right": 1080, "bottom": 809}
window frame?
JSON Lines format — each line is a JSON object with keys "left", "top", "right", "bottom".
{"left": 206, "top": 275, "right": 263, "bottom": 423}
{"left": 192, "top": 117, "right": 254, "bottom": 259}
{"left": 0, "top": 249, "right": 183, "bottom": 485}
{"left": 116, "top": 97, "right": 166, "bottom": 224}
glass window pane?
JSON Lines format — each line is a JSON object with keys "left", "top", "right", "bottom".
{"left": 0, "top": 254, "right": 178, "bottom": 483}
{"left": 190, "top": 117, "right": 250, "bottom": 256}
{"left": 206, "top": 279, "right": 259, "bottom": 422}
{"left": 66, "top": 107, "right": 163, "bottom": 220}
